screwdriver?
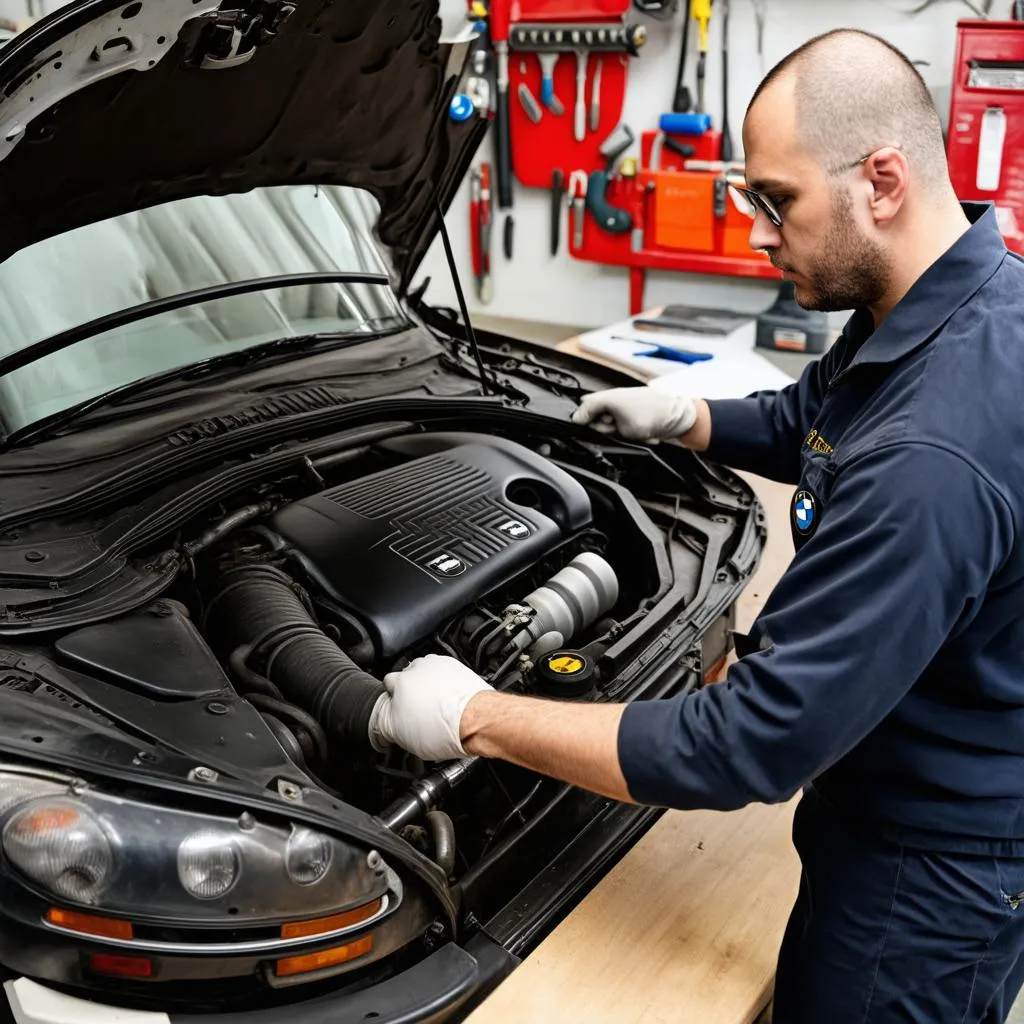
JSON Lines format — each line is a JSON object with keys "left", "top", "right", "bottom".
{"left": 691, "top": 0, "right": 712, "bottom": 114}
{"left": 611, "top": 338, "right": 714, "bottom": 363}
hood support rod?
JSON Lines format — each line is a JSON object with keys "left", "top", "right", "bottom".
{"left": 434, "top": 195, "right": 490, "bottom": 396}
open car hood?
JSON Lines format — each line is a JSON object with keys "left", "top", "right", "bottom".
{"left": 0, "top": 0, "right": 486, "bottom": 293}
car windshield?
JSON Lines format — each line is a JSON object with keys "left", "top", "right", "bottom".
{"left": 0, "top": 184, "right": 408, "bottom": 433}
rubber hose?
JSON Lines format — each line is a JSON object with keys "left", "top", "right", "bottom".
{"left": 425, "top": 809, "right": 456, "bottom": 878}
{"left": 228, "top": 645, "right": 284, "bottom": 699}
{"left": 204, "top": 564, "right": 385, "bottom": 754}
{"left": 244, "top": 692, "right": 330, "bottom": 766}
{"left": 260, "top": 713, "right": 308, "bottom": 767}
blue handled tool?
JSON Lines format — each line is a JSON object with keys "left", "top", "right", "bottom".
{"left": 639, "top": 344, "right": 713, "bottom": 364}
{"left": 537, "top": 52, "right": 564, "bottom": 113}
{"left": 659, "top": 111, "right": 712, "bottom": 135}
{"left": 611, "top": 338, "right": 714, "bottom": 364}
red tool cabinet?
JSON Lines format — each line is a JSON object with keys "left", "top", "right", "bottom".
{"left": 946, "top": 19, "right": 1024, "bottom": 254}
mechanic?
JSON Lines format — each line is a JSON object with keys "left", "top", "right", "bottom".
{"left": 370, "top": 28, "right": 1024, "bottom": 1023}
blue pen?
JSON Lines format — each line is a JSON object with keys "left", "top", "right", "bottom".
{"left": 610, "top": 338, "right": 714, "bottom": 365}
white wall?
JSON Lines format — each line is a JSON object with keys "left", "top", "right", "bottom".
{"left": 0, "top": 0, "right": 994, "bottom": 329}
{"left": 0, "top": 0, "right": 58, "bottom": 25}
{"left": 420, "top": 0, "right": 991, "bottom": 330}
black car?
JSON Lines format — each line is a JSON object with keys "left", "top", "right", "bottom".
{"left": 0, "top": 1, "right": 765, "bottom": 1020}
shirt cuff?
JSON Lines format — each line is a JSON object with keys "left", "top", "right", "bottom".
{"left": 703, "top": 398, "right": 773, "bottom": 466}
{"left": 617, "top": 697, "right": 681, "bottom": 807}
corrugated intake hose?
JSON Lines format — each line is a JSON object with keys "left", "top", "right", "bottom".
{"left": 203, "top": 564, "right": 385, "bottom": 755}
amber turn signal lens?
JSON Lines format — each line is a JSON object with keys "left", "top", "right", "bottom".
{"left": 275, "top": 934, "right": 373, "bottom": 977}
{"left": 90, "top": 953, "right": 152, "bottom": 978}
{"left": 280, "top": 897, "right": 383, "bottom": 940}
{"left": 20, "top": 807, "right": 80, "bottom": 832}
{"left": 46, "top": 907, "right": 134, "bottom": 940}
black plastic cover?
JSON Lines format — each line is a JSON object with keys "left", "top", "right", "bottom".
{"left": 55, "top": 600, "right": 229, "bottom": 699}
{"left": 271, "top": 441, "right": 592, "bottom": 659}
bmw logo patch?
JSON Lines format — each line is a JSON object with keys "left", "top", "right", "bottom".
{"left": 793, "top": 489, "right": 817, "bottom": 534}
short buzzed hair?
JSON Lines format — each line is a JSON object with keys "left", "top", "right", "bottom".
{"left": 748, "top": 29, "right": 949, "bottom": 191}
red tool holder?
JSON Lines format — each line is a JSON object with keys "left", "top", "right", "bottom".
{"left": 499, "top": 0, "right": 633, "bottom": 188}
{"left": 946, "top": 19, "right": 1024, "bottom": 255}
{"left": 477, "top": 0, "right": 781, "bottom": 313}
{"left": 510, "top": 0, "right": 629, "bottom": 18}
{"left": 569, "top": 130, "right": 780, "bottom": 314}
{"left": 509, "top": 52, "right": 629, "bottom": 187}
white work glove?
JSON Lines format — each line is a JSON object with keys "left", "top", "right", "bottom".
{"left": 368, "top": 654, "right": 494, "bottom": 762}
{"left": 571, "top": 386, "right": 697, "bottom": 443}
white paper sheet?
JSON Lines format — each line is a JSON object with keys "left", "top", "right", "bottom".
{"left": 575, "top": 310, "right": 798, "bottom": 398}
{"left": 648, "top": 350, "right": 797, "bottom": 399}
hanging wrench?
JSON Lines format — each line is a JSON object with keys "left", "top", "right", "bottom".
{"left": 589, "top": 56, "right": 603, "bottom": 132}
{"left": 568, "top": 170, "right": 588, "bottom": 250}
{"left": 573, "top": 49, "right": 588, "bottom": 142}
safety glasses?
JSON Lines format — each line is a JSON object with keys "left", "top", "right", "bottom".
{"left": 727, "top": 181, "right": 782, "bottom": 227}
{"left": 727, "top": 149, "right": 894, "bottom": 230}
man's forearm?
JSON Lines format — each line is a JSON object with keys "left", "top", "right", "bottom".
{"left": 460, "top": 691, "right": 635, "bottom": 803}
{"left": 680, "top": 398, "right": 712, "bottom": 450}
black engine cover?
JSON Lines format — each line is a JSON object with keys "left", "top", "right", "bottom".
{"left": 271, "top": 438, "right": 592, "bottom": 659}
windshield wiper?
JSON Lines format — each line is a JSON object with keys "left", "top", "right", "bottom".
{"left": 0, "top": 319, "right": 409, "bottom": 450}
{"left": 0, "top": 271, "right": 393, "bottom": 380}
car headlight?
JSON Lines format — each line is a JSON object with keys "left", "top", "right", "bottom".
{"left": 4, "top": 798, "right": 113, "bottom": 904}
{"left": 0, "top": 768, "right": 397, "bottom": 929}
{"left": 177, "top": 828, "right": 240, "bottom": 900}
{"left": 286, "top": 827, "right": 333, "bottom": 886}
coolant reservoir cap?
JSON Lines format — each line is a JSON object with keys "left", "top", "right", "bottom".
{"left": 534, "top": 650, "right": 596, "bottom": 697}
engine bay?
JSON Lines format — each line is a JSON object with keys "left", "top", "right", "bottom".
{"left": 42, "top": 428, "right": 722, "bottom": 830}
{"left": 0, "top": 420, "right": 759, "bottom": 1000}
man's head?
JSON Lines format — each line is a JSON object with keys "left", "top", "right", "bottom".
{"left": 740, "top": 29, "right": 956, "bottom": 315}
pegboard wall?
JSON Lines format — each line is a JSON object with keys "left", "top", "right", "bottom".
{"left": 421, "top": 0, "right": 978, "bottom": 330}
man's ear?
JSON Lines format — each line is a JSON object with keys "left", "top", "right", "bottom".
{"left": 863, "top": 146, "right": 909, "bottom": 225}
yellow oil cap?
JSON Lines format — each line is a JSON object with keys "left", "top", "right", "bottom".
{"left": 548, "top": 655, "right": 585, "bottom": 674}
{"left": 535, "top": 651, "right": 595, "bottom": 697}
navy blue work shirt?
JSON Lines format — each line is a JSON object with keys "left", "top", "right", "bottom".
{"left": 617, "top": 202, "right": 1024, "bottom": 853}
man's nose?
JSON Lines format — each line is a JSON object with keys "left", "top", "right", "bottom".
{"left": 748, "top": 207, "right": 782, "bottom": 251}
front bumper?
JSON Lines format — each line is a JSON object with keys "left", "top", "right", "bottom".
{"left": 5, "top": 935, "right": 517, "bottom": 1024}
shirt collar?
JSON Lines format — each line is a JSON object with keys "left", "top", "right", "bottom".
{"left": 843, "top": 202, "right": 1007, "bottom": 369}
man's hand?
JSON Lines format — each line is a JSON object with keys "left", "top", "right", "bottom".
{"left": 572, "top": 386, "right": 706, "bottom": 445}
{"left": 370, "top": 653, "right": 633, "bottom": 802}
{"left": 369, "top": 654, "right": 493, "bottom": 762}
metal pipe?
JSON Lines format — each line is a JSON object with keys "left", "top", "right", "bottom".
{"left": 380, "top": 758, "right": 482, "bottom": 832}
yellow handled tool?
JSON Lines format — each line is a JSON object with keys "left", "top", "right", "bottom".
{"left": 691, "top": 0, "right": 712, "bottom": 113}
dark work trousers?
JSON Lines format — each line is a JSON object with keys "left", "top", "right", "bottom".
{"left": 771, "top": 786, "right": 1024, "bottom": 1024}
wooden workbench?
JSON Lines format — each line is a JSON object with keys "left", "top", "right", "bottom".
{"left": 464, "top": 331, "right": 803, "bottom": 1024}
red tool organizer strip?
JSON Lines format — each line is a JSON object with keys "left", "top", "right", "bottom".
{"left": 510, "top": 0, "right": 629, "bottom": 22}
